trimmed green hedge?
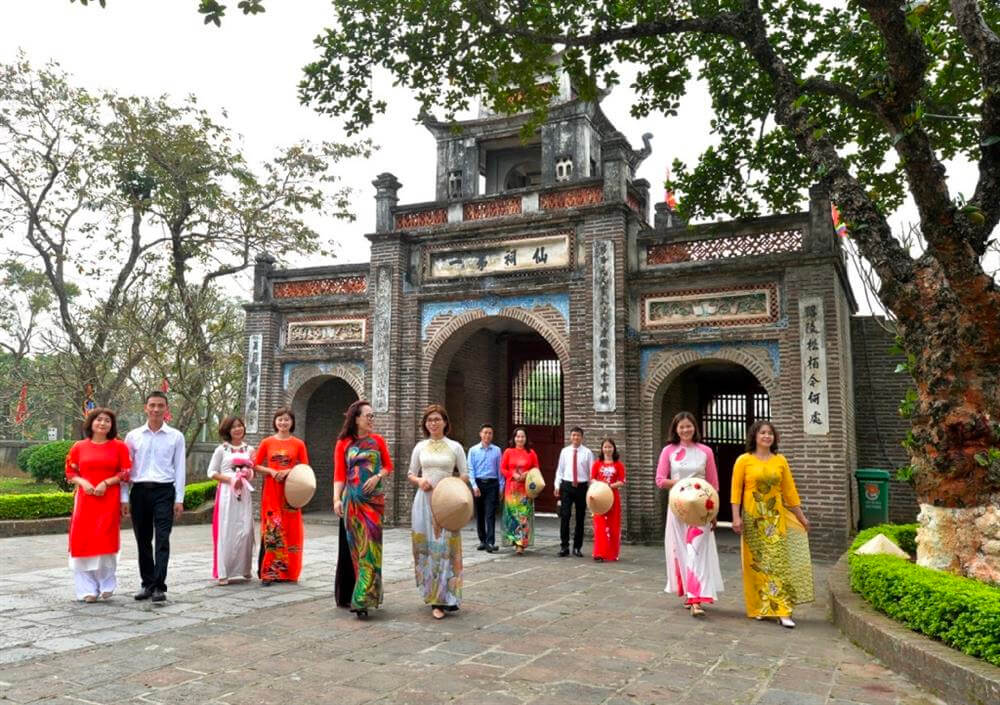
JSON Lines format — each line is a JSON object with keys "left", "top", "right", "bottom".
{"left": 183, "top": 480, "right": 217, "bottom": 510}
{"left": 0, "top": 480, "right": 221, "bottom": 520}
{"left": 849, "top": 523, "right": 1000, "bottom": 667}
{"left": 16, "top": 443, "right": 42, "bottom": 473}
{"left": 26, "top": 440, "right": 74, "bottom": 491}
{"left": 0, "top": 492, "right": 74, "bottom": 520}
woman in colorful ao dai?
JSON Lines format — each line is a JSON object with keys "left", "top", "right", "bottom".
{"left": 591, "top": 438, "right": 626, "bottom": 561}
{"left": 407, "top": 404, "right": 469, "bottom": 620}
{"left": 333, "top": 399, "right": 392, "bottom": 619}
{"left": 253, "top": 407, "right": 309, "bottom": 584}
{"left": 731, "top": 420, "right": 813, "bottom": 629}
{"left": 65, "top": 408, "right": 131, "bottom": 602}
{"left": 207, "top": 416, "right": 255, "bottom": 585}
{"left": 500, "top": 427, "right": 540, "bottom": 555}
{"left": 655, "top": 411, "right": 724, "bottom": 617}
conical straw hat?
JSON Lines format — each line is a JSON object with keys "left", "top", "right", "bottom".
{"left": 668, "top": 476, "right": 720, "bottom": 526}
{"left": 524, "top": 467, "right": 546, "bottom": 499}
{"left": 855, "top": 533, "right": 910, "bottom": 559}
{"left": 284, "top": 463, "right": 316, "bottom": 508}
{"left": 586, "top": 481, "right": 614, "bottom": 515}
{"left": 431, "top": 476, "right": 474, "bottom": 531}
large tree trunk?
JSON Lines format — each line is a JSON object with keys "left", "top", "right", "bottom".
{"left": 894, "top": 255, "right": 1000, "bottom": 584}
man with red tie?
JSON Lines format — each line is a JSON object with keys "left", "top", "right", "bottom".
{"left": 553, "top": 427, "right": 594, "bottom": 557}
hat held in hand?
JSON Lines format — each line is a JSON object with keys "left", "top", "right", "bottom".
{"left": 524, "top": 467, "right": 545, "bottom": 499}
{"left": 431, "top": 476, "right": 474, "bottom": 532}
{"left": 285, "top": 464, "right": 316, "bottom": 509}
{"left": 586, "top": 481, "right": 614, "bottom": 516}
{"left": 669, "top": 476, "right": 719, "bottom": 526}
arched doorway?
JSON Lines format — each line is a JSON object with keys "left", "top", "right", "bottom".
{"left": 427, "top": 316, "right": 566, "bottom": 513}
{"left": 659, "top": 362, "right": 770, "bottom": 521}
{"left": 299, "top": 376, "right": 359, "bottom": 513}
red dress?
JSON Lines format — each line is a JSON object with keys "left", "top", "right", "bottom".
{"left": 591, "top": 460, "right": 626, "bottom": 561}
{"left": 254, "top": 436, "right": 309, "bottom": 582}
{"left": 65, "top": 439, "right": 131, "bottom": 558}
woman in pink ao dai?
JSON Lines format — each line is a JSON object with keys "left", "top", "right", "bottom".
{"left": 655, "top": 411, "right": 724, "bottom": 617}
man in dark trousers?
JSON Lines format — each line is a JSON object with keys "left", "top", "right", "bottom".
{"left": 553, "top": 426, "right": 594, "bottom": 557}
{"left": 467, "top": 423, "right": 503, "bottom": 553}
{"left": 122, "top": 391, "right": 186, "bottom": 602}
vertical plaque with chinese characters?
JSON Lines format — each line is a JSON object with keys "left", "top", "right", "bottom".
{"left": 371, "top": 266, "right": 392, "bottom": 413}
{"left": 244, "top": 334, "right": 263, "bottom": 434}
{"left": 592, "top": 239, "right": 616, "bottom": 411}
{"left": 799, "top": 296, "right": 830, "bottom": 435}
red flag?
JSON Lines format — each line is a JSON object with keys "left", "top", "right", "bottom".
{"left": 13, "top": 384, "right": 28, "bottom": 425}
{"left": 665, "top": 168, "right": 678, "bottom": 210}
{"left": 161, "top": 378, "right": 173, "bottom": 422}
{"left": 831, "top": 203, "right": 848, "bottom": 237}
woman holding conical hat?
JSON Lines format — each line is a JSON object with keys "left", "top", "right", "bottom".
{"left": 590, "top": 438, "right": 626, "bottom": 562}
{"left": 655, "top": 412, "right": 724, "bottom": 617}
{"left": 500, "top": 427, "right": 540, "bottom": 556}
{"left": 253, "top": 407, "right": 309, "bottom": 584}
{"left": 333, "top": 399, "right": 393, "bottom": 618}
{"left": 407, "top": 404, "right": 469, "bottom": 620}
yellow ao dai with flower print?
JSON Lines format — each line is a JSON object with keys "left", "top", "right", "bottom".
{"left": 731, "top": 453, "right": 814, "bottom": 618}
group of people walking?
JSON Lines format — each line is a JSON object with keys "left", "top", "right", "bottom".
{"left": 64, "top": 394, "right": 812, "bottom": 628}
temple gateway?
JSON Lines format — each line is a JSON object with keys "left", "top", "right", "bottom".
{"left": 243, "top": 82, "right": 913, "bottom": 558}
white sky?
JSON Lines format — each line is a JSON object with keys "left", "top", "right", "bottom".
{"left": 1, "top": 0, "right": 994, "bottom": 313}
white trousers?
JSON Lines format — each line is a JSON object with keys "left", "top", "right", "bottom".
{"left": 69, "top": 553, "right": 118, "bottom": 600}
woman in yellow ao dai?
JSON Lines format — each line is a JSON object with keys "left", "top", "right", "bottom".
{"left": 731, "top": 420, "right": 813, "bottom": 628}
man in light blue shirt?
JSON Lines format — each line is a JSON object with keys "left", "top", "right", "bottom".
{"left": 123, "top": 391, "right": 186, "bottom": 602}
{"left": 467, "top": 424, "right": 502, "bottom": 553}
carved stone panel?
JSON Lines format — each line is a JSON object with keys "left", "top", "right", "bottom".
{"left": 273, "top": 275, "right": 367, "bottom": 299}
{"left": 286, "top": 318, "right": 366, "bottom": 346}
{"left": 593, "top": 239, "right": 616, "bottom": 412}
{"left": 244, "top": 334, "right": 263, "bottom": 434}
{"left": 371, "top": 266, "right": 392, "bottom": 412}
{"left": 642, "top": 284, "right": 779, "bottom": 329}
{"left": 799, "top": 296, "right": 830, "bottom": 435}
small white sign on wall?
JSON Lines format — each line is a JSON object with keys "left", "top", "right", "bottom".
{"left": 47, "top": 426, "right": 58, "bottom": 441}
{"left": 799, "top": 296, "right": 830, "bottom": 435}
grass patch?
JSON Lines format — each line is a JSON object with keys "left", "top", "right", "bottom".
{"left": 0, "top": 477, "right": 65, "bottom": 495}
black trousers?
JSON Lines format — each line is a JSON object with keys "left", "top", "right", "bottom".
{"left": 559, "top": 480, "right": 589, "bottom": 550}
{"left": 129, "top": 482, "right": 176, "bottom": 592}
{"left": 474, "top": 478, "right": 500, "bottom": 546}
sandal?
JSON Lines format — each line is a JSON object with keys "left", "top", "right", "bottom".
{"left": 690, "top": 604, "right": 705, "bottom": 617}
{"left": 218, "top": 578, "right": 230, "bottom": 586}
{"left": 99, "top": 592, "right": 114, "bottom": 600}
{"left": 82, "top": 595, "right": 98, "bottom": 603}
{"left": 779, "top": 617, "right": 796, "bottom": 628}
{"left": 432, "top": 607, "right": 446, "bottom": 620}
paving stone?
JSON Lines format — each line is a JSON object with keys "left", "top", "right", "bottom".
{"left": 756, "top": 688, "right": 825, "bottom": 705}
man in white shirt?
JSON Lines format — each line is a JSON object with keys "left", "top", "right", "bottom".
{"left": 553, "top": 426, "right": 594, "bottom": 557}
{"left": 123, "top": 391, "right": 186, "bottom": 602}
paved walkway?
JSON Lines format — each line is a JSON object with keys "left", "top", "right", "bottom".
{"left": 0, "top": 516, "right": 941, "bottom": 705}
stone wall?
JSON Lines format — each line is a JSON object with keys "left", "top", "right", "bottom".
{"left": 851, "top": 316, "right": 919, "bottom": 524}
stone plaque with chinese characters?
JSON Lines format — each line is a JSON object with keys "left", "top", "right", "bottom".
{"left": 244, "top": 334, "right": 263, "bottom": 434}
{"left": 799, "top": 296, "right": 830, "bottom": 435}
{"left": 643, "top": 286, "right": 776, "bottom": 329}
{"left": 426, "top": 234, "right": 570, "bottom": 280}
{"left": 287, "top": 319, "right": 366, "bottom": 345}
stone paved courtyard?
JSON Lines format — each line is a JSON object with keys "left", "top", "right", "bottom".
{"left": 0, "top": 517, "right": 943, "bottom": 704}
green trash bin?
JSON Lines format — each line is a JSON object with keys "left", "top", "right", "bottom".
{"left": 855, "top": 468, "right": 890, "bottom": 529}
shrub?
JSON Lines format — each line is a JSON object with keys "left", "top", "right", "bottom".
{"left": 26, "top": 440, "right": 74, "bottom": 491}
{"left": 849, "top": 523, "right": 1000, "bottom": 667}
{"left": 0, "top": 492, "right": 74, "bottom": 520}
{"left": 0, "top": 478, "right": 219, "bottom": 521}
{"left": 16, "top": 443, "right": 42, "bottom": 473}
{"left": 183, "top": 480, "right": 217, "bottom": 510}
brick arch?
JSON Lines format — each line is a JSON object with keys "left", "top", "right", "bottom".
{"left": 285, "top": 363, "right": 365, "bottom": 410}
{"left": 641, "top": 346, "right": 777, "bottom": 476}
{"left": 422, "top": 308, "right": 571, "bottom": 405}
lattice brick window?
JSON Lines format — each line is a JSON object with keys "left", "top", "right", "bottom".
{"left": 463, "top": 196, "right": 522, "bottom": 221}
{"left": 539, "top": 185, "right": 604, "bottom": 210}
{"left": 273, "top": 275, "right": 368, "bottom": 299}
{"left": 395, "top": 208, "right": 448, "bottom": 229}
{"left": 646, "top": 229, "right": 803, "bottom": 265}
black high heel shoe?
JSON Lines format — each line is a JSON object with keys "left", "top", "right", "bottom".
{"left": 355, "top": 609, "right": 368, "bottom": 619}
